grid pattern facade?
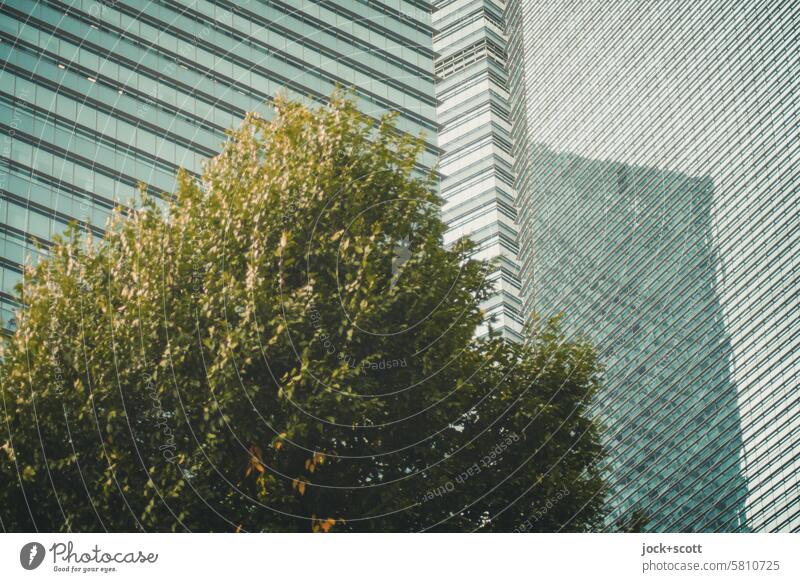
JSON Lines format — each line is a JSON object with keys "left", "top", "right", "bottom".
{"left": 0, "top": 0, "right": 438, "bottom": 331}
{"left": 521, "top": 147, "right": 748, "bottom": 531}
{"left": 507, "top": 0, "right": 799, "bottom": 531}
{"left": 433, "top": 0, "right": 523, "bottom": 340}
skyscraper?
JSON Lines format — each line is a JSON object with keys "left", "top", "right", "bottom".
{"left": 0, "top": 0, "right": 438, "bottom": 331}
{"left": 433, "top": 0, "right": 523, "bottom": 340}
{"left": 506, "top": 0, "right": 799, "bottom": 531}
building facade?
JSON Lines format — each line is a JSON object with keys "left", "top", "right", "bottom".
{"left": 0, "top": 0, "right": 438, "bottom": 331}
{"left": 519, "top": 146, "right": 749, "bottom": 531}
{"left": 433, "top": 0, "right": 523, "bottom": 340}
{"left": 507, "top": 0, "right": 799, "bottom": 531}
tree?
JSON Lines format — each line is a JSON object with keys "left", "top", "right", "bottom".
{"left": 0, "top": 93, "right": 606, "bottom": 532}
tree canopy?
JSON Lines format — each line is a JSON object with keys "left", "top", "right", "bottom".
{"left": 0, "top": 93, "right": 606, "bottom": 532}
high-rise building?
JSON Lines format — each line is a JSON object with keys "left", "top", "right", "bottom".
{"left": 433, "top": 0, "right": 523, "bottom": 340}
{"left": 0, "top": 0, "right": 438, "bottom": 331}
{"left": 506, "top": 0, "right": 799, "bottom": 531}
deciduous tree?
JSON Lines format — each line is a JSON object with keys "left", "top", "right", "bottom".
{"left": 0, "top": 94, "right": 606, "bottom": 532}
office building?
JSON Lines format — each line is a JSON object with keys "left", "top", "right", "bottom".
{"left": 0, "top": 0, "right": 438, "bottom": 331}
{"left": 433, "top": 0, "right": 523, "bottom": 340}
{"left": 507, "top": 0, "right": 799, "bottom": 531}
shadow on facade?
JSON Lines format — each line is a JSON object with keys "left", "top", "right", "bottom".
{"left": 517, "top": 144, "right": 748, "bottom": 532}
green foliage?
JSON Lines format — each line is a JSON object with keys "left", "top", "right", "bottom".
{"left": 0, "top": 93, "right": 606, "bottom": 532}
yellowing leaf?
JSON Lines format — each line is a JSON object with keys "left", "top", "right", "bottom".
{"left": 246, "top": 443, "right": 265, "bottom": 477}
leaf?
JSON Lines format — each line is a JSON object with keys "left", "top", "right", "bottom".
{"left": 246, "top": 444, "right": 265, "bottom": 477}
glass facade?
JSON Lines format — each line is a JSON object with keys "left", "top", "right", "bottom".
{"left": 507, "top": 0, "right": 799, "bottom": 531}
{"left": 433, "top": 0, "right": 523, "bottom": 340}
{"left": 0, "top": 0, "right": 438, "bottom": 332}
{"left": 520, "top": 146, "right": 748, "bottom": 531}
